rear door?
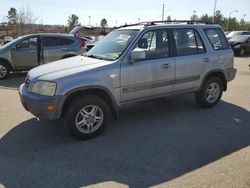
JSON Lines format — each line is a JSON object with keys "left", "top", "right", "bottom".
{"left": 11, "top": 36, "right": 39, "bottom": 68}
{"left": 173, "top": 28, "right": 206, "bottom": 92}
{"left": 42, "top": 36, "right": 76, "bottom": 63}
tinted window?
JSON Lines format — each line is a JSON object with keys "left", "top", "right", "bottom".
{"left": 133, "top": 30, "right": 169, "bottom": 60}
{"left": 17, "top": 37, "right": 37, "bottom": 48}
{"left": 63, "top": 38, "right": 75, "bottom": 45}
{"left": 241, "top": 32, "right": 250, "bottom": 35}
{"left": 173, "top": 29, "right": 205, "bottom": 56}
{"left": 204, "top": 28, "right": 229, "bottom": 50}
{"left": 43, "top": 37, "right": 75, "bottom": 47}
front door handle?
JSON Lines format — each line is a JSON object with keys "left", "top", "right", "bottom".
{"left": 204, "top": 57, "right": 210, "bottom": 63}
{"left": 161, "top": 64, "right": 170, "bottom": 69}
{"left": 30, "top": 51, "right": 36, "bottom": 53}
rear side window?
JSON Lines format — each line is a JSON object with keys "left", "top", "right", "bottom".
{"left": 204, "top": 28, "right": 229, "bottom": 50}
{"left": 173, "top": 29, "right": 205, "bottom": 56}
{"left": 43, "top": 37, "right": 75, "bottom": 47}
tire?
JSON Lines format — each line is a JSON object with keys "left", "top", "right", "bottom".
{"left": 0, "top": 61, "right": 11, "bottom": 80}
{"left": 239, "top": 48, "right": 245, "bottom": 56}
{"left": 63, "top": 95, "right": 111, "bottom": 140}
{"left": 195, "top": 77, "right": 223, "bottom": 108}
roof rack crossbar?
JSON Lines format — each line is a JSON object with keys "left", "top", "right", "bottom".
{"left": 117, "top": 20, "right": 215, "bottom": 29}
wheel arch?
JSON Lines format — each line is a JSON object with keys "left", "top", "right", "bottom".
{"left": 0, "top": 57, "right": 13, "bottom": 70}
{"left": 61, "top": 86, "right": 119, "bottom": 120}
{"left": 200, "top": 70, "right": 227, "bottom": 91}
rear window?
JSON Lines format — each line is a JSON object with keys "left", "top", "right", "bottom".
{"left": 204, "top": 28, "right": 229, "bottom": 50}
{"left": 43, "top": 37, "right": 75, "bottom": 47}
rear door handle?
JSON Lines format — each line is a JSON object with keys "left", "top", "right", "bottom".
{"left": 62, "top": 48, "right": 68, "bottom": 51}
{"left": 30, "top": 51, "right": 35, "bottom": 53}
{"left": 161, "top": 64, "right": 170, "bottom": 69}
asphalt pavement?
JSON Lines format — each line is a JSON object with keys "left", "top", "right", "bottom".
{"left": 0, "top": 57, "right": 250, "bottom": 188}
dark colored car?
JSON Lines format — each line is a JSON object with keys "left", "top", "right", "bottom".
{"left": 229, "top": 35, "right": 250, "bottom": 56}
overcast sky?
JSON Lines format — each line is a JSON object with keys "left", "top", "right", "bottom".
{"left": 1, "top": 0, "right": 250, "bottom": 27}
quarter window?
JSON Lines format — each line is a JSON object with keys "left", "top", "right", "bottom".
{"left": 173, "top": 29, "right": 205, "bottom": 56}
{"left": 204, "top": 28, "right": 229, "bottom": 50}
{"left": 133, "top": 30, "right": 169, "bottom": 60}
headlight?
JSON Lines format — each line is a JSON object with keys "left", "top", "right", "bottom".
{"left": 30, "top": 81, "right": 57, "bottom": 96}
{"left": 234, "top": 44, "right": 241, "bottom": 49}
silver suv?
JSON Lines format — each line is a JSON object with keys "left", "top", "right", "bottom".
{"left": 19, "top": 21, "right": 236, "bottom": 140}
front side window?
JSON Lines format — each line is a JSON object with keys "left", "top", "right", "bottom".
{"left": 132, "top": 29, "right": 169, "bottom": 60}
{"left": 204, "top": 28, "right": 229, "bottom": 50}
{"left": 86, "top": 30, "right": 139, "bottom": 61}
{"left": 173, "top": 29, "right": 205, "bottom": 56}
{"left": 17, "top": 37, "right": 37, "bottom": 49}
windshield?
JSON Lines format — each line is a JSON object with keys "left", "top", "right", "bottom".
{"left": 85, "top": 29, "right": 139, "bottom": 61}
{"left": 0, "top": 36, "right": 24, "bottom": 48}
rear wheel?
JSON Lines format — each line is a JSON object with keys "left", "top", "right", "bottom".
{"left": 0, "top": 61, "right": 11, "bottom": 80}
{"left": 63, "top": 95, "right": 110, "bottom": 140}
{"left": 195, "top": 77, "right": 223, "bottom": 108}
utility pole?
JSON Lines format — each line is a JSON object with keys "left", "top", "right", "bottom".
{"left": 213, "top": 0, "right": 218, "bottom": 22}
{"left": 162, "top": 4, "right": 165, "bottom": 21}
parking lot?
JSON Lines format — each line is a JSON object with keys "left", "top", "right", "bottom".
{"left": 0, "top": 57, "right": 250, "bottom": 188}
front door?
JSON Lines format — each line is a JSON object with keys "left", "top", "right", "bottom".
{"left": 121, "top": 29, "right": 175, "bottom": 102}
{"left": 11, "top": 36, "right": 39, "bottom": 69}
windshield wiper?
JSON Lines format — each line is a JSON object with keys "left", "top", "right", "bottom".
{"left": 84, "top": 54, "right": 104, "bottom": 60}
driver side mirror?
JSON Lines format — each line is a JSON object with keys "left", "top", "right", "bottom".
{"left": 130, "top": 51, "right": 146, "bottom": 63}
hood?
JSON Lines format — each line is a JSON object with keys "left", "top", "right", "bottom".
{"left": 28, "top": 55, "right": 111, "bottom": 81}
{"left": 69, "top": 25, "right": 94, "bottom": 37}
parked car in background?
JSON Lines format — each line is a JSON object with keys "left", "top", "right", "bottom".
{"left": 3, "top": 36, "right": 14, "bottom": 44}
{"left": 229, "top": 35, "right": 250, "bottom": 56}
{"left": 0, "top": 26, "right": 93, "bottom": 79}
{"left": 226, "top": 31, "right": 250, "bottom": 40}
{"left": 69, "top": 26, "right": 95, "bottom": 51}
{"left": 82, "top": 37, "right": 95, "bottom": 51}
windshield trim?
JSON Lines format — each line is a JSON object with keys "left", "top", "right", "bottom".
{"left": 86, "top": 29, "right": 140, "bottom": 61}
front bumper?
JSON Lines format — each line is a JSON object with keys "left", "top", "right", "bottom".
{"left": 19, "top": 83, "right": 63, "bottom": 120}
{"left": 224, "top": 68, "right": 237, "bottom": 82}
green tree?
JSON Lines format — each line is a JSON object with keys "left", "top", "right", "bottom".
{"left": 100, "top": 18, "right": 108, "bottom": 29}
{"left": 190, "top": 11, "right": 198, "bottom": 21}
{"left": 67, "top": 14, "right": 79, "bottom": 31}
{"left": 167, "top": 16, "right": 171, "bottom": 21}
{"left": 6, "top": 7, "right": 18, "bottom": 33}
{"left": 213, "top": 10, "right": 224, "bottom": 25}
{"left": 200, "top": 14, "right": 213, "bottom": 23}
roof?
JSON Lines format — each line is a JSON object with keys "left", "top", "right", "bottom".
{"left": 117, "top": 20, "right": 221, "bottom": 30}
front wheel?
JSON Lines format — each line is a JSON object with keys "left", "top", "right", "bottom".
{"left": 63, "top": 95, "right": 110, "bottom": 140}
{"left": 0, "top": 62, "right": 11, "bottom": 80}
{"left": 195, "top": 77, "right": 223, "bottom": 108}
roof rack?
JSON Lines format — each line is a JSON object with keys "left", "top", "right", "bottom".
{"left": 117, "top": 20, "right": 215, "bottom": 28}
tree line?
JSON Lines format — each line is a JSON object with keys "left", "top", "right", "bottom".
{"left": 189, "top": 10, "right": 250, "bottom": 31}
{"left": 3, "top": 7, "right": 250, "bottom": 37}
